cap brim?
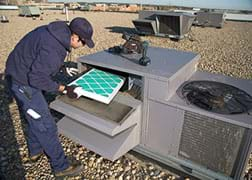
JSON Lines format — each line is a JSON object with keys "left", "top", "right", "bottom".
{"left": 86, "top": 39, "right": 95, "bottom": 48}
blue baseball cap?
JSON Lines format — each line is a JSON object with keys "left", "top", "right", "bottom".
{"left": 69, "top": 17, "right": 94, "bottom": 48}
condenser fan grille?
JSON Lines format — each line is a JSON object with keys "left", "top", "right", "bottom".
{"left": 177, "top": 81, "right": 252, "bottom": 114}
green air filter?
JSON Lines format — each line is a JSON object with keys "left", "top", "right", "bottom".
{"left": 69, "top": 68, "right": 125, "bottom": 104}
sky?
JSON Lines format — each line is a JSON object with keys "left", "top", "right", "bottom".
{"left": 49, "top": 0, "right": 252, "bottom": 11}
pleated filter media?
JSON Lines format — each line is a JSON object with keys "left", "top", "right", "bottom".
{"left": 69, "top": 68, "right": 125, "bottom": 104}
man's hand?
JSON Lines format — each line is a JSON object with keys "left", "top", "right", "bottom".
{"left": 63, "top": 85, "right": 82, "bottom": 99}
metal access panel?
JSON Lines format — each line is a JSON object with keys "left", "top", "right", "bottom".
{"left": 181, "top": 14, "right": 196, "bottom": 35}
{"left": 50, "top": 92, "right": 142, "bottom": 160}
{"left": 194, "top": 11, "right": 225, "bottom": 28}
{"left": 57, "top": 116, "right": 140, "bottom": 161}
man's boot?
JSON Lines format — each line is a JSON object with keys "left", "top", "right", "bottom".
{"left": 54, "top": 162, "right": 83, "bottom": 178}
{"left": 30, "top": 152, "right": 44, "bottom": 162}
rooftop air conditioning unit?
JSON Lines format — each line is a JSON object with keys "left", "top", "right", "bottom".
{"left": 155, "top": 12, "right": 195, "bottom": 39}
{"left": 132, "top": 10, "right": 195, "bottom": 40}
{"left": 19, "top": 5, "right": 41, "bottom": 17}
{"left": 50, "top": 47, "right": 252, "bottom": 180}
{"left": 194, "top": 11, "right": 225, "bottom": 28}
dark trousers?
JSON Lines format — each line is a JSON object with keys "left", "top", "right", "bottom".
{"left": 10, "top": 82, "right": 69, "bottom": 172}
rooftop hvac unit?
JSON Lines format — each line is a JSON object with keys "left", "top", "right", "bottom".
{"left": 155, "top": 12, "right": 195, "bottom": 39}
{"left": 19, "top": 6, "right": 41, "bottom": 17}
{"left": 132, "top": 11, "right": 195, "bottom": 39}
{"left": 194, "top": 11, "right": 225, "bottom": 28}
{"left": 50, "top": 47, "right": 252, "bottom": 179}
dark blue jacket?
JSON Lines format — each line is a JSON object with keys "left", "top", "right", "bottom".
{"left": 5, "top": 21, "right": 71, "bottom": 92}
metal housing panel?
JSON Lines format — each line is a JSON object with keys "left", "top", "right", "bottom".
{"left": 146, "top": 100, "right": 184, "bottom": 156}
{"left": 195, "top": 11, "right": 224, "bottom": 28}
{"left": 148, "top": 78, "right": 169, "bottom": 100}
{"left": 50, "top": 93, "right": 142, "bottom": 136}
{"left": 148, "top": 52, "right": 197, "bottom": 101}
{"left": 182, "top": 15, "right": 195, "bottom": 34}
{"left": 58, "top": 116, "right": 140, "bottom": 161}
{"left": 78, "top": 47, "right": 199, "bottom": 81}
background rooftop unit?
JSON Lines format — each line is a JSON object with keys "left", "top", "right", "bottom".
{"left": 19, "top": 5, "right": 41, "bottom": 16}
{"left": 193, "top": 11, "right": 225, "bottom": 28}
{"left": 132, "top": 10, "right": 195, "bottom": 40}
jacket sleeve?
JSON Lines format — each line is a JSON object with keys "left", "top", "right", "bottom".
{"left": 28, "top": 45, "right": 64, "bottom": 92}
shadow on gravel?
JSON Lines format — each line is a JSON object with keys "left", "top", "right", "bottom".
{"left": 105, "top": 26, "right": 137, "bottom": 34}
{"left": 0, "top": 73, "right": 26, "bottom": 179}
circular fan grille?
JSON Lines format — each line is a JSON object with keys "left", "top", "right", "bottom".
{"left": 177, "top": 81, "right": 252, "bottom": 114}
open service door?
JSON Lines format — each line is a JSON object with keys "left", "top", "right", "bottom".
{"left": 50, "top": 92, "right": 142, "bottom": 161}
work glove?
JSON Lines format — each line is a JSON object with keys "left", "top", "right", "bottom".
{"left": 63, "top": 85, "right": 82, "bottom": 99}
{"left": 60, "top": 62, "right": 79, "bottom": 77}
{"left": 65, "top": 67, "right": 79, "bottom": 77}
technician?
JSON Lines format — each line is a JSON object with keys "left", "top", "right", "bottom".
{"left": 5, "top": 17, "right": 94, "bottom": 178}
